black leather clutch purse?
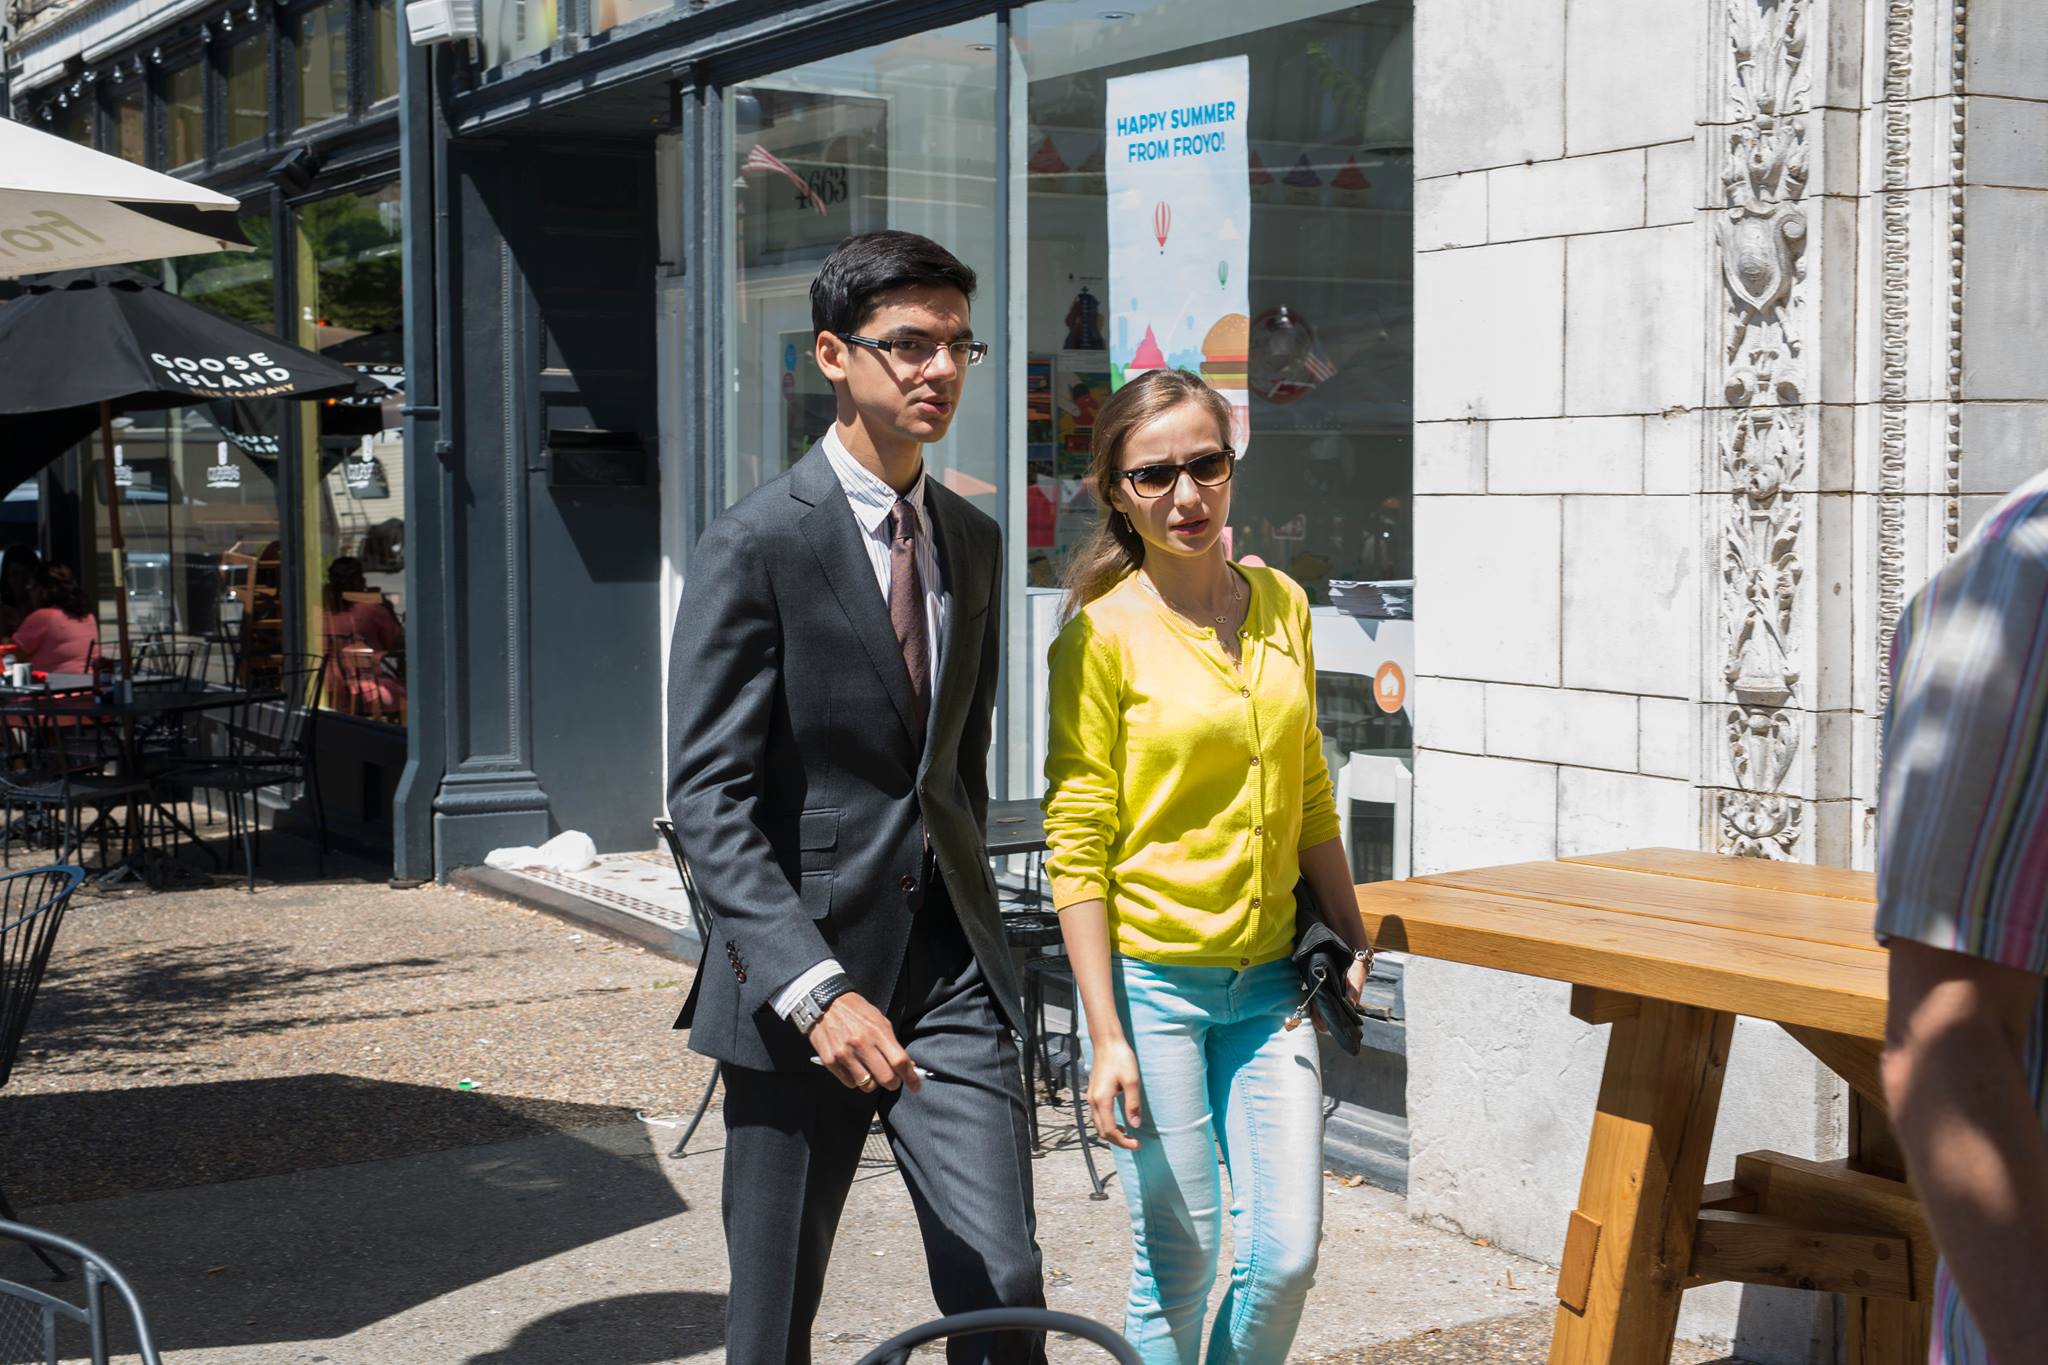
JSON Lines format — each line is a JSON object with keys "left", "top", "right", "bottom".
{"left": 1288, "top": 878, "right": 1368, "bottom": 1055}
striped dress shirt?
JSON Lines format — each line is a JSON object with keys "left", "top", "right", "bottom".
{"left": 1875, "top": 466, "right": 2048, "bottom": 1365}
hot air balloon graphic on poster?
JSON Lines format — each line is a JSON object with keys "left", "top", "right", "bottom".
{"left": 1153, "top": 201, "right": 1171, "bottom": 250}
{"left": 1218, "top": 260, "right": 1229, "bottom": 289}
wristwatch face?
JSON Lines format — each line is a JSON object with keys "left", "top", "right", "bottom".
{"left": 791, "top": 994, "right": 821, "bottom": 1031}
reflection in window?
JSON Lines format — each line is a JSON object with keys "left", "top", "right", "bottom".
{"left": 478, "top": 0, "right": 556, "bottom": 69}
{"left": 725, "top": 23, "right": 1001, "bottom": 512}
{"left": 297, "top": 0, "right": 351, "bottom": 126}
{"left": 75, "top": 220, "right": 295, "bottom": 684}
{"left": 369, "top": 0, "right": 402, "bottom": 103}
{"left": 225, "top": 36, "right": 267, "bottom": 147}
{"left": 299, "top": 186, "right": 408, "bottom": 728}
{"left": 1016, "top": 0, "right": 1414, "bottom": 603}
{"left": 166, "top": 62, "right": 205, "bottom": 166}
{"left": 169, "top": 216, "right": 278, "bottom": 332}
{"left": 111, "top": 86, "right": 147, "bottom": 164}
{"left": 48, "top": 100, "right": 91, "bottom": 146}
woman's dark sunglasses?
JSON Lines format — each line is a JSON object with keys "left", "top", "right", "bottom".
{"left": 1117, "top": 449, "right": 1237, "bottom": 500}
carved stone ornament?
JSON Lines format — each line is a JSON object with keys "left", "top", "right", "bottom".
{"left": 1716, "top": 0, "right": 1811, "bottom": 860}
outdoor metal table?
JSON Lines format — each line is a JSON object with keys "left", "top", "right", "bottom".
{"left": 1350, "top": 848, "right": 1926, "bottom": 1365}
{"left": 985, "top": 798, "right": 1049, "bottom": 908}
{"left": 0, "top": 683, "right": 285, "bottom": 887}
{"left": 984, "top": 798, "right": 1048, "bottom": 858}
{"left": 0, "top": 671, "right": 177, "bottom": 698}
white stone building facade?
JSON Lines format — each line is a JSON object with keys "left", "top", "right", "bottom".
{"left": 1406, "top": 0, "right": 2046, "bottom": 1357}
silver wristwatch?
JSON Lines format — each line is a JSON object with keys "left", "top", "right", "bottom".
{"left": 789, "top": 973, "right": 853, "bottom": 1033}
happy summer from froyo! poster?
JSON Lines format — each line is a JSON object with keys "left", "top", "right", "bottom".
{"left": 1105, "top": 55, "right": 1252, "bottom": 456}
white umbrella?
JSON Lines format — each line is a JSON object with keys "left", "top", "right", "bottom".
{"left": 0, "top": 115, "right": 253, "bottom": 279}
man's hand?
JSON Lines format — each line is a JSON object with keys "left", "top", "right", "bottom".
{"left": 1087, "top": 1037, "right": 1143, "bottom": 1150}
{"left": 808, "top": 992, "right": 921, "bottom": 1094}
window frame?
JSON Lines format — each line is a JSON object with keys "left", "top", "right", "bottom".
{"left": 363, "top": 0, "right": 404, "bottom": 110}
{"left": 214, "top": 17, "right": 276, "bottom": 158}
{"left": 157, "top": 40, "right": 214, "bottom": 172}
{"left": 286, "top": 0, "right": 359, "bottom": 132}
{"left": 99, "top": 64, "right": 152, "bottom": 166}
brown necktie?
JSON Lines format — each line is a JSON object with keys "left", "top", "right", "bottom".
{"left": 889, "top": 497, "right": 930, "bottom": 743}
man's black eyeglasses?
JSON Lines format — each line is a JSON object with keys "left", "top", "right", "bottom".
{"left": 1117, "top": 450, "right": 1237, "bottom": 499}
{"left": 838, "top": 333, "right": 990, "bottom": 369}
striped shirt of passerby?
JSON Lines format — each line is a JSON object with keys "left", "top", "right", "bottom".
{"left": 1876, "top": 466, "right": 2048, "bottom": 1365}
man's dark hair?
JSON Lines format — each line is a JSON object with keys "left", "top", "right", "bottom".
{"left": 811, "top": 230, "right": 977, "bottom": 338}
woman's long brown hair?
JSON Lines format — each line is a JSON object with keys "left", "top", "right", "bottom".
{"left": 1058, "top": 369, "right": 1234, "bottom": 621}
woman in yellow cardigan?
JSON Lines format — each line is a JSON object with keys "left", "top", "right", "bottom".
{"left": 1042, "top": 368, "right": 1376, "bottom": 1363}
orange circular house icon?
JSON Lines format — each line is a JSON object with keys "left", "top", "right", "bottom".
{"left": 1373, "top": 661, "right": 1407, "bottom": 715}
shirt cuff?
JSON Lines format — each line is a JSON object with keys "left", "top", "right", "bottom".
{"left": 770, "top": 958, "right": 847, "bottom": 1019}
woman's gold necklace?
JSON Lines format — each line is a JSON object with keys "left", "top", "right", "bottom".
{"left": 1141, "top": 567, "right": 1243, "bottom": 629}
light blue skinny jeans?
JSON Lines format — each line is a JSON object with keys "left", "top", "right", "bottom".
{"left": 1081, "top": 955, "right": 1324, "bottom": 1364}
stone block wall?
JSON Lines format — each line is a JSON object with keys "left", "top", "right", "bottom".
{"left": 1405, "top": 0, "right": 2048, "bottom": 1356}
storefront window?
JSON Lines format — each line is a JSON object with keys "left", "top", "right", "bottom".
{"left": 110, "top": 84, "right": 147, "bottom": 164}
{"left": 297, "top": 0, "right": 351, "bottom": 126}
{"left": 724, "top": 20, "right": 1001, "bottom": 513}
{"left": 1013, "top": 0, "right": 1416, "bottom": 860}
{"left": 369, "top": 0, "right": 402, "bottom": 103}
{"left": 49, "top": 100, "right": 91, "bottom": 146}
{"left": 1015, "top": 0, "right": 1413, "bottom": 602}
{"left": 478, "top": 0, "right": 556, "bottom": 68}
{"left": 83, "top": 220, "right": 284, "bottom": 685}
{"left": 224, "top": 35, "right": 268, "bottom": 148}
{"left": 297, "top": 185, "right": 408, "bottom": 728}
{"left": 166, "top": 61, "right": 206, "bottom": 166}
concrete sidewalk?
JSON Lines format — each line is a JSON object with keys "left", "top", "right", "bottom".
{"left": 24, "top": 1106, "right": 1564, "bottom": 1363}
{"left": 0, "top": 849, "right": 1745, "bottom": 1362}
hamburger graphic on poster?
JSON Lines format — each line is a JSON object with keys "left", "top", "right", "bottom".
{"left": 1200, "top": 314, "right": 1251, "bottom": 455}
{"left": 1104, "top": 56, "right": 1252, "bottom": 455}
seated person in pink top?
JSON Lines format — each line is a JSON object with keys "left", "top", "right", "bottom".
{"left": 13, "top": 567, "right": 99, "bottom": 674}
{"left": 320, "top": 557, "right": 406, "bottom": 715}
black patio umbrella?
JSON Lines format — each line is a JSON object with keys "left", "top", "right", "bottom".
{"left": 0, "top": 267, "right": 369, "bottom": 667}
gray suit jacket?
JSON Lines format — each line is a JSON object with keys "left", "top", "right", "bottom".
{"left": 667, "top": 443, "right": 1022, "bottom": 1071}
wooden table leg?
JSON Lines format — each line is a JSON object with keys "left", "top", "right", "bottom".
{"left": 1843, "top": 1091, "right": 1932, "bottom": 1365}
{"left": 1550, "top": 999, "right": 1735, "bottom": 1364}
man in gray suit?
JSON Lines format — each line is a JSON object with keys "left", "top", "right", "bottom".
{"left": 668, "top": 231, "right": 1046, "bottom": 1364}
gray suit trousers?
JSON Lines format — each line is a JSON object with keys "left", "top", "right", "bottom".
{"left": 719, "top": 891, "right": 1047, "bottom": 1365}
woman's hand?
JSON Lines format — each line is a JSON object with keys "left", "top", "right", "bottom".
{"left": 1088, "top": 1037, "right": 1144, "bottom": 1151}
{"left": 1345, "top": 954, "right": 1372, "bottom": 1008}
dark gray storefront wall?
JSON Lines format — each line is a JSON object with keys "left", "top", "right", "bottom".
{"left": 525, "top": 147, "right": 663, "bottom": 854}
{"left": 423, "top": 137, "right": 661, "bottom": 874}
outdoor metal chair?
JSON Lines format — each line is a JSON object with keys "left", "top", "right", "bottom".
{"left": 0, "top": 867, "right": 85, "bottom": 1279}
{"left": 651, "top": 818, "right": 898, "bottom": 1168}
{"left": 0, "top": 1219, "right": 162, "bottom": 1363}
{"left": 157, "top": 655, "right": 325, "bottom": 891}
{"left": 0, "top": 715, "right": 154, "bottom": 872}
{"left": 652, "top": 817, "right": 721, "bottom": 1158}
{"left": 854, "top": 1308, "right": 1137, "bottom": 1365}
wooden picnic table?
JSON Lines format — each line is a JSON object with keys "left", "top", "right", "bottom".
{"left": 1351, "top": 848, "right": 1926, "bottom": 1365}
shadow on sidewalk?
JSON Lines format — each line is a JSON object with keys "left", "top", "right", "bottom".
{"left": 464, "top": 1291, "right": 728, "bottom": 1364}
{"left": 19, "top": 933, "right": 575, "bottom": 1084}
{"left": 3, "top": 1078, "right": 685, "bottom": 1355}
{"left": 0, "top": 1072, "right": 645, "bottom": 1206}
